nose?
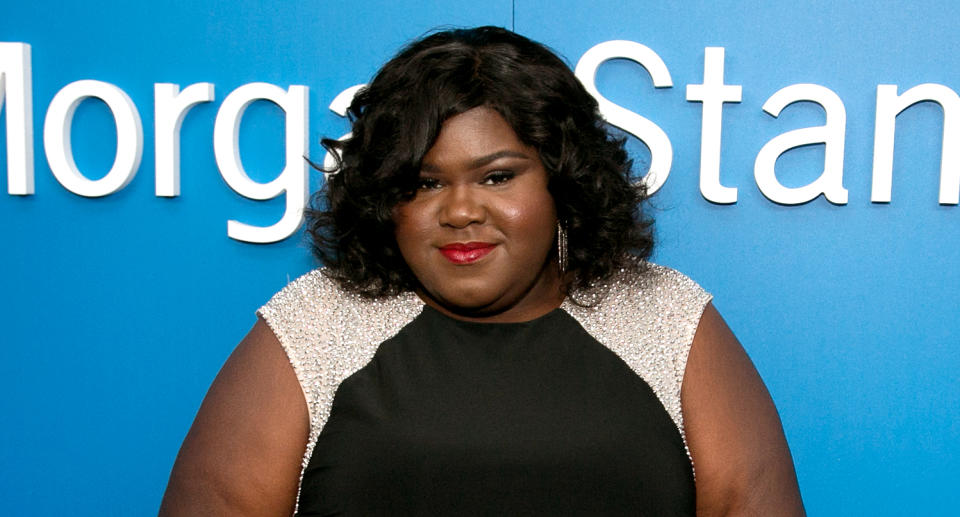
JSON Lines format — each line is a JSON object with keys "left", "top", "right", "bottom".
{"left": 438, "top": 184, "right": 485, "bottom": 228}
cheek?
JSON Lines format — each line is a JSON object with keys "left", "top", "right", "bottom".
{"left": 501, "top": 196, "right": 556, "bottom": 249}
{"left": 391, "top": 208, "right": 414, "bottom": 254}
{"left": 393, "top": 204, "right": 432, "bottom": 256}
{"left": 523, "top": 189, "right": 556, "bottom": 228}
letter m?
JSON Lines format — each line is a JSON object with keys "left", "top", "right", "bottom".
{"left": 0, "top": 42, "right": 33, "bottom": 195}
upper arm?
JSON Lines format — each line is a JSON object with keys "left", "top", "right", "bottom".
{"left": 681, "top": 303, "right": 805, "bottom": 516}
{"left": 159, "top": 318, "right": 309, "bottom": 517}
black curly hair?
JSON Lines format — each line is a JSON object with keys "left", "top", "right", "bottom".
{"left": 307, "top": 26, "right": 653, "bottom": 298}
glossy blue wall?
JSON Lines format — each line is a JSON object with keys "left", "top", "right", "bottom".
{"left": 1, "top": 1, "right": 957, "bottom": 515}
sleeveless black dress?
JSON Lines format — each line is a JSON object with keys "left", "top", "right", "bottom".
{"left": 259, "top": 261, "right": 711, "bottom": 516}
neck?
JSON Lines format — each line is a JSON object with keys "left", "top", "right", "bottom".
{"left": 416, "top": 260, "right": 569, "bottom": 324}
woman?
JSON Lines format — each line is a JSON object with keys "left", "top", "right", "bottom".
{"left": 160, "top": 26, "right": 804, "bottom": 516}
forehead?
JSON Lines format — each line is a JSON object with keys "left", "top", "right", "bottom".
{"left": 422, "top": 106, "right": 534, "bottom": 168}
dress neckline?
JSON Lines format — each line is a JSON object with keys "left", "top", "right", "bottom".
{"left": 419, "top": 303, "right": 567, "bottom": 328}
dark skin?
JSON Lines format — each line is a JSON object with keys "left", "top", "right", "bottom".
{"left": 160, "top": 108, "right": 805, "bottom": 516}
{"left": 392, "top": 108, "right": 564, "bottom": 323}
{"left": 683, "top": 304, "right": 806, "bottom": 516}
{"left": 158, "top": 319, "right": 307, "bottom": 516}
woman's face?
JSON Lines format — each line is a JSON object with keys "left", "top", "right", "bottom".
{"left": 393, "top": 106, "right": 563, "bottom": 322}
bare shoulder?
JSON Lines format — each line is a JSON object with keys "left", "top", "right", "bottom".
{"left": 159, "top": 318, "right": 308, "bottom": 516}
{"left": 681, "top": 303, "right": 805, "bottom": 516}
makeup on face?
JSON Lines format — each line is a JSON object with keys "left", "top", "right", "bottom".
{"left": 438, "top": 242, "right": 498, "bottom": 264}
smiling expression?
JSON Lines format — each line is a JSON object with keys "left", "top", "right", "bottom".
{"left": 392, "top": 106, "right": 563, "bottom": 322}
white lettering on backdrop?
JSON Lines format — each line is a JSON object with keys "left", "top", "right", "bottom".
{"left": 154, "top": 82, "right": 215, "bottom": 197}
{"left": 574, "top": 40, "right": 674, "bottom": 195}
{"left": 0, "top": 42, "right": 33, "bottom": 195}
{"left": 686, "top": 47, "right": 741, "bottom": 204}
{"left": 42, "top": 79, "right": 144, "bottom": 197}
{"left": 754, "top": 84, "right": 848, "bottom": 205}
{"left": 321, "top": 84, "right": 365, "bottom": 174}
{"left": 212, "top": 82, "right": 309, "bottom": 243}
{"left": 872, "top": 84, "right": 960, "bottom": 205}
{"left": 1, "top": 41, "right": 958, "bottom": 243}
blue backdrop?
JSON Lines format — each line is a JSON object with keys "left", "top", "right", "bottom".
{"left": 1, "top": 1, "right": 957, "bottom": 515}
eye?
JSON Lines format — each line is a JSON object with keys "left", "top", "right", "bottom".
{"left": 481, "top": 170, "right": 515, "bottom": 185}
{"left": 416, "top": 177, "right": 441, "bottom": 190}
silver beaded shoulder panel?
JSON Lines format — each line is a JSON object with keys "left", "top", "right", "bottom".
{"left": 560, "top": 260, "right": 712, "bottom": 449}
{"left": 256, "top": 269, "right": 423, "bottom": 507}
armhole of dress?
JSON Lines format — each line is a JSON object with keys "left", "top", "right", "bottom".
{"left": 254, "top": 305, "right": 315, "bottom": 515}
{"left": 254, "top": 273, "right": 425, "bottom": 516}
{"left": 562, "top": 263, "right": 713, "bottom": 481}
{"left": 256, "top": 308, "right": 313, "bottom": 425}
{"left": 676, "top": 291, "right": 713, "bottom": 480}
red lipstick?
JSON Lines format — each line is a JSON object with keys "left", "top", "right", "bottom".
{"left": 438, "top": 242, "right": 496, "bottom": 264}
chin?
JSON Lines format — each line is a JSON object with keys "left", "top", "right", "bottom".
{"left": 433, "top": 284, "right": 505, "bottom": 313}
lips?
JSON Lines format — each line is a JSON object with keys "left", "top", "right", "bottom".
{"left": 438, "top": 242, "right": 497, "bottom": 264}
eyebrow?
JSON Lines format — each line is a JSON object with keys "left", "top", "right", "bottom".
{"left": 421, "top": 150, "right": 533, "bottom": 172}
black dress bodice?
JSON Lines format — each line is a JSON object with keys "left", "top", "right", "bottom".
{"left": 296, "top": 306, "right": 695, "bottom": 516}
